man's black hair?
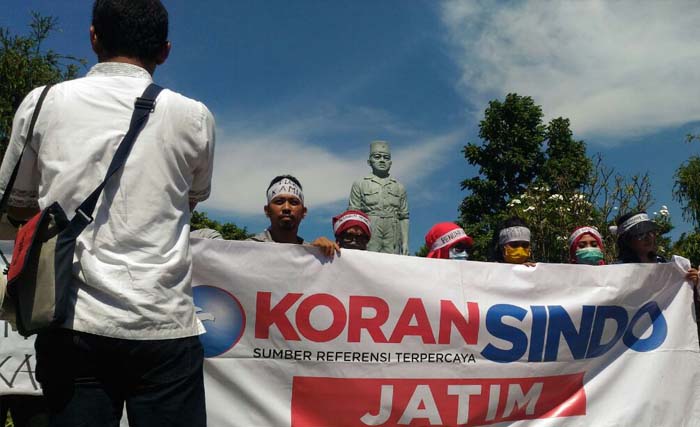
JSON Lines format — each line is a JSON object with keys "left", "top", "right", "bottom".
{"left": 489, "top": 216, "right": 529, "bottom": 262}
{"left": 92, "top": 0, "right": 168, "bottom": 62}
{"left": 267, "top": 175, "right": 303, "bottom": 191}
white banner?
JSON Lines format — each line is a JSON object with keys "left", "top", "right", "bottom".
{"left": 1, "top": 239, "right": 699, "bottom": 426}
{"left": 192, "top": 240, "right": 700, "bottom": 427}
{"left": 0, "top": 241, "right": 41, "bottom": 397}
{"left": 0, "top": 321, "right": 40, "bottom": 396}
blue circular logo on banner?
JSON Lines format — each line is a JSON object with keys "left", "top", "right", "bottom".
{"left": 193, "top": 285, "right": 246, "bottom": 358}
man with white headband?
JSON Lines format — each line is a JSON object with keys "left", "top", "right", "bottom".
{"left": 249, "top": 175, "right": 339, "bottom": 256}
{"left": 332, "top": 210, "right": 372, "bottom": 250}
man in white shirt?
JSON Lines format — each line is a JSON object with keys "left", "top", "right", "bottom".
{"left": 0, "top": 1, "right": 214, "bottom": 425}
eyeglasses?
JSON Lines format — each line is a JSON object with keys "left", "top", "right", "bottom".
{"left": 339, "top": 233, "right": 370, "bottom": 244}
{"left": 506, "top": 241, "right": 530, "bottom": 249}
{"left": 631, "top": 231, "right": 655, "bottom": 241}
{"left": 451, "top": 243, "right": 470, "bottom": 253}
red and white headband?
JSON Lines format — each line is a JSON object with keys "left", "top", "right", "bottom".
{"left": 430, "top": 228, "right": 468, "bottom": 252}
{"left": 333, "top": 213, "right": 371, "bottom": 235}
{"left": 568, "top": 226, "right": 602, "bottom": 247}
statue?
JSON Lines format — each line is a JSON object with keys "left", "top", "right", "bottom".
{"left": 348, "top": 141, "right": 409, "bottom": 255}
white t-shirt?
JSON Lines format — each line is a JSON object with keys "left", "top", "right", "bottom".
{"left": 0, "top": 62, "right": 215, "bottom": 339}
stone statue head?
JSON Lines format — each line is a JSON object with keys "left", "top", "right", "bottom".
{"left": 367, "top": 140, "right": 392, "bottom": 177}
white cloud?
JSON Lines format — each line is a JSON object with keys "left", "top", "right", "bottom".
{"left": 441, "top": 0, "right": 700, "bottom": 139}
{"left": 200, "top": 112, "right": 463, "bottom": 216}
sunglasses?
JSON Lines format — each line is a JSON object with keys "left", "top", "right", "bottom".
{"left": 339, "top": 233, "right": 370, "bottom": 244}
{"left": 506, "top": 241, "right": 530, "bottom": 249}
{"left": 451, "top": 243, "right": 471, "bottom": 253}
{"left": 631, "top": 231, "right": 655, "bottom": 241}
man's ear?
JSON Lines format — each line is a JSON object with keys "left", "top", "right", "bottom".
{"left": 264, "top": 205, "right": 270, "bottom": 217}
{"left": 89, "top": 25, "right": 102, "bottom": 56}
{"left": 302, "top": 206, "right": 308, "bottom": 219}
{"left": 156, "top": 41, "right": 171, "bottom": 65}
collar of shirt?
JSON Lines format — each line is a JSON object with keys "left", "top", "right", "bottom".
{"left": 258, "top": 228, "right": 304, "bottom": 244}
{"left": 366, "top": 175, "right": 395, "bottom": 185}
{"left": 86, "top": 62, "right": 153, "bottom": 81}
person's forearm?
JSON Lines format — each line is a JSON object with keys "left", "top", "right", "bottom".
{"left": 400, "top": 219, "right": 409, "bottom": 255}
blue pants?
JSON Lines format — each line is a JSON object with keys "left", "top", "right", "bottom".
{"left": 35, "top": 329, "right": 206, "bottom": 427}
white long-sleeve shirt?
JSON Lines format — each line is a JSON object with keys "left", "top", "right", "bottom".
{"left": 0, "top": 62, "right": 215, "bottom": 339}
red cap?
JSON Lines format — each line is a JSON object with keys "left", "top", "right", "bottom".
{"left": 332, "top": 210, "right": 371, "bottom": 237}
{"left": 425, "top": 222, "right": 473, "bottom": 259}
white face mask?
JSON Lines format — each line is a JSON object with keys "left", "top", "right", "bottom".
{"left": 448, "top": 246, "right": 469, "bottom": 260}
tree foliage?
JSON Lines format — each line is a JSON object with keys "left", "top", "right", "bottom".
{"left": 502, "top": 187, "right": 596, "bottom": 263}
{"left": 670, "top": 135, "right": 700, "bottom": 265}
{"left": 414, "top": 243, "right": 429, "bottom": 257}
{"left": 673, "top": 152, "right": 700, "bottom": 229}
{"left": 459, "top": 94, "right": 592, "bottom": 261}
{"left": 1, "top": 12, "right": 85, "bottom": 159}
{"left": 585, "top": 154, "right": 653, "bottom": 227}
{"left": 583, "top": 153, "right": 673, "bottom": 260}
{"left": 190, "top": 210, "right": 251, "bottom": 240}
{"left": 456, "top": 93, "right": 674, "bottom": 263}
{"left": 503, "top": 160, "right": 666, "bottom": 263}
{"left": 672, "top": 231, "right": 700, "bottom": 267}
{"left": 541, "top": 117, "right": 591, "bottom": 194}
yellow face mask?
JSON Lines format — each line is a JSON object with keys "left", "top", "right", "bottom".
{"left": 504, "top": 245, "right": 530, "bottom": 264}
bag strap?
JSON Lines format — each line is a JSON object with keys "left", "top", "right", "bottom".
{"left": 0, "top": 85, "right": 53, "bottom": 217}
{"left": 0, "top": 85, "right": 52, "bottom": 269}
{"left": 65, "top": 83, "right": 164, "bottom": 237}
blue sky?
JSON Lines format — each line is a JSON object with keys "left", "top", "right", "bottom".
{"left": 3, "top": 0, "right": 699, "bottom": 254}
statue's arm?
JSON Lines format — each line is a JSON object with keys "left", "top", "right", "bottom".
{"left": 348, "top": 181, "right": 363, "bottom": 210}
{"left": 400, "top": 218, "right": 409, "bottom": 255}
{"left": 399, "top": 186, "right": 409, "bottom": 255}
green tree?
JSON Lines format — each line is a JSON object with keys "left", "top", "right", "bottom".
{"left": 673, "top": 232, "right": 700, "bottom": 266}
{"left": 502, "top": 187, "right": 596, "bottom": 263}
{"left": 190, "top": 210, "right": 251, "bottom": 240}
{"left": 459, "top": 94, "right": 592, "bottom": 261}
{"left": 673, "top": 158, "right": 700, "bottom": 228}
{"left": 541, "top": 117, "right": 591, "bottom": 194}
{"left": 671, "top": 135, "right": 700, "bottom": 264}
{"left": 414, "top": 243, "right": 429, "bottom": 257}
{"left": 501, "top": 172, "right": 665, "bottom": 264}
{"left": 583, "top": 154, "right": 668, "bottom": 262}
{"left": 1, "top": 12, "right": 85, "bottom": 159}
